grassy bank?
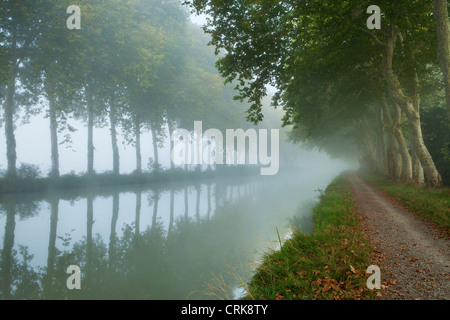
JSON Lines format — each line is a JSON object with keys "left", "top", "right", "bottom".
{"left": 242, "top": 174, "right": 377, "bottom": 300}
{"left": 362, "top": 174, "right": 450, "bottom": 232}
{"left": 0, "top": 165, "right": 259, "bottom": 195}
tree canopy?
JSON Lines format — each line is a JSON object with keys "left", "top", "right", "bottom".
{"left": 185, "top": 0, "right": 449, "bottom": 186}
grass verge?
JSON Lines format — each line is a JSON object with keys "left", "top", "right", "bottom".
{"left": 0, "top": 165, "right": 259, "bottom": 195}
{"left": 242, "top": 174, "right": 377, "bottom": 300}
{"left": 361, "top": 174, "right": 450, "bottom": 232}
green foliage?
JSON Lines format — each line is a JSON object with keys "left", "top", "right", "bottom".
{"left": 421, "top": 106, "right": 450, "bottom": 186}
{"left": 1, "top": 0, "right": 250, "bottom": 178}
{"left": 17, "top": 163, "right": 42, "bottom": 180}
{"left": 184, "top": 0, "right": 445, "bottom": 169}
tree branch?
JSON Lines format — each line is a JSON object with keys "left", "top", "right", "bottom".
{"left": 359, "top": 27, "right": 385, "bottom": 48}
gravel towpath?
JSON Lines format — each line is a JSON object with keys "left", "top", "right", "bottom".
{"left": 347, "top": 174, "right": 449, "bottom": 300}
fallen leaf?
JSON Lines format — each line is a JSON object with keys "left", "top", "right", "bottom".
{"left": 275, "top": 292, "right": 284, "bottom": 300}
{"left": 322, "top": 284, "right": 331, "bottom": 292}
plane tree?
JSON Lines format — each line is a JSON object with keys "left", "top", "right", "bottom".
{"left": 185, "top": 0, "right": 444, "bottom": 186}
{"left": 0, "top": 0, "right": 56, "bottom": 180}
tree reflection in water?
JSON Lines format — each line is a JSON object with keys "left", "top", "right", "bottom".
{"left": 0, "top": 172, "right": 323, "bottom": 300}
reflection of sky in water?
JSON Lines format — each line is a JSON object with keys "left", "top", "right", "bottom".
{"left": 0, "top": 162, "right": 351, "bottom": 299}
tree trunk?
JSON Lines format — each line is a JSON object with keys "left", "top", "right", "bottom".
{"left": 135, "top": 191, "right": 141, "bottom": 236}
{"left": 392, "top": 104, "right": 412, "bottom": 183}
{"left": 380, "top": 95, "right": 402, "bottom": 180}
{"left": 168, "top": 190, "right": 174, "bottom": 238}
{"left": 407, "top": 109, "right": 442, "bottom": 187}
{"left": 135, "top": 117, "right": 142, "bottom": 174}
{"left": 150, "top": 125, "right": 159, "bottom": 169}
{"left": 152, "top": 191, "right": 159, "bottom": 228}
{"left": 167, "top": 120, "right": 175, "bottom": 170}
{"left": 207, "top": 183, "right": 212, "bottom": 220}
{"left": 376, "top": 103, "right": 388, "bottom": 176}
{"left": 195, "top": 186, "right": 201, "bottom": 222}
{"left": 109, "top": 96, "right": 120, "bottom": 175}
{"left": 4, "top": 69, "right": 18, "bottom": 180}
{"left": 86, "top": 195, "right": 94, "bottom": 288}
{"left": 381, "top": 27, "right": 442, "bottom": 187}
{"left": 433, "top": 0, "right": 450, "bottom": 121}
{"left": 45, "top": 198, "right": 59, "bottom": 291}
{"left": 357, "top": 119, "right": 377, "bottom": 173}
{"left": 109, "top": 192, "right": 119, "bottom": 265}
{"left": 86, "top": 85, "right": 95, "bottom": 176}
{"left": 411, "top": 147, "right": 425, "bottom": 185}
{"left": 1, "top": 202, "right": 15, "bottom": 299}
{"left": 46, "top": 79, "right": 60, "bottom": 178}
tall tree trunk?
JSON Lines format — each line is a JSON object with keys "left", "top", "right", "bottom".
{"left": 376, "top": 103, "right": 388, "bottom": 176}
{"left": 357, "top": 119, "right": 377, "bottom": 173}
{"left": 86, "top": 195, "right": 94, "bottom": 289}
{"left": 150, "top": 125, "right": 159, "bottom": 169}
{"left": 195, "top": 186, "right": 201, "bottom": 222}
{"left": 4, "top": 69, "right": 18, "bottom": 180}
{"left": 44, "top": 198, "right": 59, "bottom": 293}
{"left": 135, "top": 117, "right": 142, "bottom": 174}
{"left": 135, "top": 191, "right": 141, "bottom": 236}
{"left": 184, "top": 187, "right": 189, "bottom": 219}
{"left": 168, "top": 189, "right": 174, "bottom": 239}
{"left": 109, "top": 192, "right": 119, "bottom": 265}
{"left": 381, "top": 27, "right": 442, "bottom": 187}
{"left": 407, "top": 108, "right": 441, "bottom": 186}
{"left": 86, "top": 85, "right": 95, "bottom": 176}
{"left": 381, "top": 95, "right": 402, "bottom": 180}
{"left": 392, "top": 104, "right": 412, "bottom": 183}
{"left": 433, "top": 0, "right": 450, "bottom": 121}
{"left": 207, "top": 183, "right": 212, "bottom": 220}
{"left": 1, "top": 202, "right": 15, "bottom": 299}
{"left": 167, "top": 120, "right": 175, "bottom": 170}
{"left": 47, "top": 79, "right": 60, "bottom": 178}
{"left": 393, "top": 140, "right": 403, "bottom": 181}
{"left": 411, "top": 147, "right": 425, "bottom": 185}
{"left": 109, "top": 95, "right": 120, "bottom": 175}
{"left": 152, "top": 191, "right": 159, "bottom": 228}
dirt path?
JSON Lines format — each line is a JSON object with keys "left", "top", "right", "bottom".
{"left": 347, "top": 174, "right": 449, "bottom": 300}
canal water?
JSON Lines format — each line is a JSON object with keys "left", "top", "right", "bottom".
{"left": 0, "top": 163, "right": 348, "bottom": 299}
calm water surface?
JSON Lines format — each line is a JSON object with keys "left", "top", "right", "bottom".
{"left": 0, "top": 166, "right": 345, "bottom": 299}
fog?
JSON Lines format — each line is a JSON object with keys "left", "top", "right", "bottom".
{"left": 0, "top": 0, "right": 360, "bottom": 300}
{"left": 0, "top": 112, "right": 173, "bottom": 175}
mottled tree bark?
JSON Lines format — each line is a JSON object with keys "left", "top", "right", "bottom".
{"left": 381, "top": 27, "right": 442, "bottom": 187}
{"left": 380, "top": 95, "right": 402, "bottom": 180}
{"left": 392, "top": 104, "right": 412, "bottom": 183}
